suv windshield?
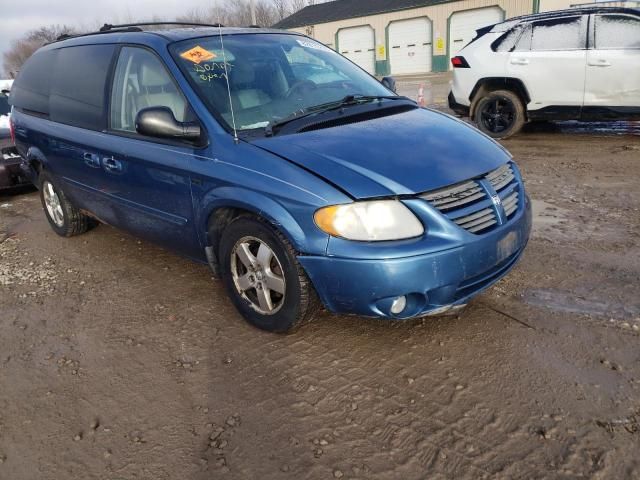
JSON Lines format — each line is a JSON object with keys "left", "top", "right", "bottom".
{"left": 170, "top": 33, "right": 391, "bottom": 132}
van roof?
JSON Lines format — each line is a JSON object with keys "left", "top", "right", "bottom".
{"left": 48, "top": 25, "right": 294, "bottom": 48}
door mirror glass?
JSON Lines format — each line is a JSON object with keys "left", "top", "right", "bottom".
{"left": 135, "top": 106, "right": 201, "bottom": 142}
{"left": 381, "top": 76, "right": 397, "bottom": 93}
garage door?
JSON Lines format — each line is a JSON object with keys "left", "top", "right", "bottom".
{"left": 388, "top": 18, "right": 432, "bottom": 75}
{"left": 449, "top": 7, "right": 504, "bottom": 68}
{"left": 338, "top": 26, "right": 375, "bottom": 74}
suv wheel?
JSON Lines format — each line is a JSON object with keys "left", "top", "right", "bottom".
{"left": 218, "top": 215, "right": 320, "bottom": 333}
{"left": 473, "top": 90, "right": 525, "bottom": 139}
{"left": 39, "top": 173, "right": 97, "bottom": 237}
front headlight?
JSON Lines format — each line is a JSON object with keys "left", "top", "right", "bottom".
{"left": 314, "top": 200, "right": 424, "bottom": 241}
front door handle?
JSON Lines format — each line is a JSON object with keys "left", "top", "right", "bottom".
{"left": 588, "top": 59, "right": 611, "bottom": 67}
{"left": 83, "top": 152, "right": 101, "bottom": 168}
{"left": 102, "top": 157, "right": 123, "bottom": 173}
{"left": 510, "top": 58, "right": 529, "bottom": 65}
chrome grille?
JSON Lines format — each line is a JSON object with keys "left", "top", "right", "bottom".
{"left": 487, "top": 163, "right": 516, "bottom": 191}
{"left": 502, "top": 191, "right": 519, "bottom": 217}
{"left": 421, "top": 180, "right": 485, "bottom": 211}
{"left": 454, "top": 207, "right": 497, "bottom": 233}
{"left": 420, "top": 163, "right": 521, "bottom": 234}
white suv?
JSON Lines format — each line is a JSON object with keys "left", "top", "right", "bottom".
{"left": 448, "top": 7, "right": 640, "bottom": 138}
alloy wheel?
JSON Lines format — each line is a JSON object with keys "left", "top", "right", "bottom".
{"left": 43, "top": 181, "right": 65, "bottom": 227}
{"left": 480, "top": 97, "right": 515, "bottom": 134}
{"left": 230, "top": 236, "right": 286, "bottom": 315}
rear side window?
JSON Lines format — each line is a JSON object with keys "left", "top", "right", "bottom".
{"left": 528, "top": 16, "right": 587, "bottom": 51}
{"left": 110, "top": 47, "right": 188, "bottom": 133}
{"left": 50, "top": 44, "right": 116, "bottom": 131}
{"left": 9, "top": 49, "right": 57, "bottom": 116}
{"left": 594, "top": 15, "right": 640, "bottom": 49}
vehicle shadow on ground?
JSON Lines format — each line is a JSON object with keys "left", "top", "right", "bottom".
{"left": 0, "top": 184, "right": 37, "bottom": 199}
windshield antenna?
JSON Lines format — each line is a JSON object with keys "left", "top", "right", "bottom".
{"left": 216, "top": 4, "right": 239, "bottom": 144}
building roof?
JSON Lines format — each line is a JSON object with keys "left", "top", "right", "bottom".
{"left": 273, "top": 0, "right": 451, "bottom": 29}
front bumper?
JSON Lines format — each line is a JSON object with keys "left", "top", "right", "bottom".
{"left": 299, "top": 195, "right": 532, "bottom": 319}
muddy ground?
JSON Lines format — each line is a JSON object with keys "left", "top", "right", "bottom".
{"left": 1, "top": 75, "right": 639, "bottom": 479}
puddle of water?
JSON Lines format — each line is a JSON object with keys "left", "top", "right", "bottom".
{"left": 524, "top": 288, "right": 640, "bottom": 319}
{"left": 531, "top": 199, "right": 569, "bottom": 230}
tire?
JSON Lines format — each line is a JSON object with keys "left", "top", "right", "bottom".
{"left": 39, "top": 172, "right": 97, "bottom": 237}
{"left": 473, "top": 90, "right": 525, "bottom": 139}
{"left": 218, "top": 215, "right": 320, "bottom": 333}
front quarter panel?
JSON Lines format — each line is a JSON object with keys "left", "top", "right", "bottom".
{"left": 190, "top": 134, "right": 351, "bottom": 256}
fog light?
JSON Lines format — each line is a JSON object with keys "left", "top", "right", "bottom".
{"left": 390, "top": 296, "right": 407, "bottom": 315}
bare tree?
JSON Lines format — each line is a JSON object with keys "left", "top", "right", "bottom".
{"left": 272, "top": 0, "right": 290, "bottom": 21}
{"left": 3, "top": 25, "right": 75, "bottom": 78}
{"left": 2, "top": 0, "right": 328, "bottom": 75}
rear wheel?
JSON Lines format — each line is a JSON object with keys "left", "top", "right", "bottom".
{"left": 218, "top": 216, "right": 319, "bottom": 333}
{"left": 473, "top": 90, "right": 525, "bottom": 139}
{"left": 39, "top": 173, "right": 96, "bottom": 237}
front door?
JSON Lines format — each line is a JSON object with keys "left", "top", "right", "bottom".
{"left": 508, "top": 15, "right": 588, "bottom": 115}
{"left": 583, "top": 13, "right": 640, "bottom": 118}
{"left": 102, "top": 46, "right": 201, "bottom": 257}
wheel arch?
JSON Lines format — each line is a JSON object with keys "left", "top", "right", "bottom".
{"left": 199, "top": 186, "right": 323, "bottom": 265}
{"left": 469, "top": 77, "right": 530, "bottom": 117}
{"left": 24, "top": 146, "right": 48, "bottom": 185}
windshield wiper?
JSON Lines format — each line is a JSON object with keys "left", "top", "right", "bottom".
{"left": 265, "top": 95, "right": 411, "bottom": 137}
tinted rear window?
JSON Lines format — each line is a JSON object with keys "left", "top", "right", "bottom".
{"left": 50, "top": 44, "right": 116, "bottom": 130}
{"left": 9, "top": 49, "right": 57, "bottom": 115}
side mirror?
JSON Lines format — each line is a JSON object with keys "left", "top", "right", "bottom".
{"left": 135, "top": 106, "right": 201, "bottom": 142}
{"left": 381, "top": 76, "right": 397, "bottom": 93}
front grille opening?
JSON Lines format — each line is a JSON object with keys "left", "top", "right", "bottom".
{"left": 421, "top": 163, "right": 520, "bottom": 235}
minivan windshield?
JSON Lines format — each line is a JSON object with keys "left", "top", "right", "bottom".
{"left": 170, "top": 33, "right": 392, "bottom": 133}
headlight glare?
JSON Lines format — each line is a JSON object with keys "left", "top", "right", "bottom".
{"left": 314, "top": 200, "right": 424, "bottom": 241}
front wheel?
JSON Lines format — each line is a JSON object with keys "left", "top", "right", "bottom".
{"left": 218, "top": 216, "right": 320, "bottom": 333}
{"left": 473, "top": 90, "right": 525, "bottom": 139}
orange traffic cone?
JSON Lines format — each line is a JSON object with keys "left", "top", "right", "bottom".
{"left": 417, "top": 84, "right": 425, "bottom": 107}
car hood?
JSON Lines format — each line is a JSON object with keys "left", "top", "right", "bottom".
{"left": 252, "top": 108, "right": 512, "bottom": 199}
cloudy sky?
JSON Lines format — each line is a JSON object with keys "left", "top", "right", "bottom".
{"left": 1, "top": 0, "right": 227, "bottom": 74}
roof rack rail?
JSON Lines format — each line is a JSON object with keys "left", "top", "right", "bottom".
{"left": 55, "top": 26, "right": 142, "bottom": 42}
{"left": 99, "top": 22, "right": 225, "bottom": 32}
{"left": 54, "top": 22, "right": 226, "bottom": 42}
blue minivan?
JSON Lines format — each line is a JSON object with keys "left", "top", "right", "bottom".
{"left": 10, "top": 24, "right": 531, "bottom": 332}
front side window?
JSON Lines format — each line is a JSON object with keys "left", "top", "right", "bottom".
{"left": 110, "top": 47, "right": 188, "bottom": 133}
{"left": 528, "top": 16, "right": 587, "bottom": 51}
{"left": 169, "top": 34, "right": 390, "bottom": 133}
{"left": 594, "top": 15, "right": 640, "bottom": 49}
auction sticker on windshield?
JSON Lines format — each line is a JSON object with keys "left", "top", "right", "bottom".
{"left": 180, "top": 46, "right": 217, "bottom": 64}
